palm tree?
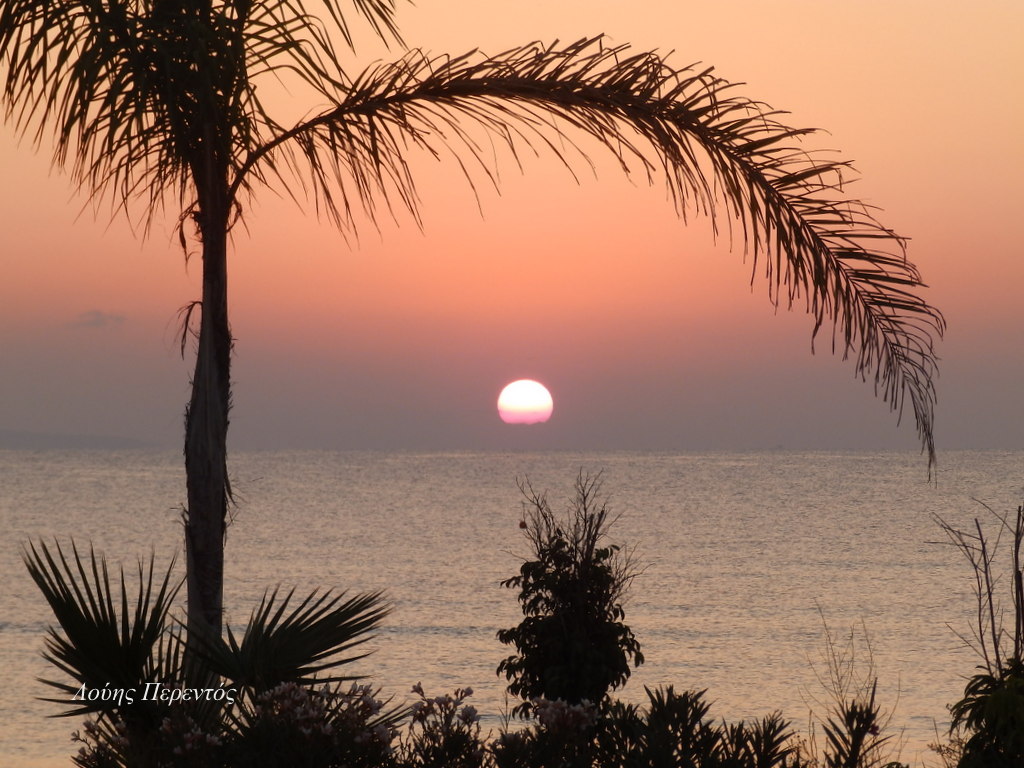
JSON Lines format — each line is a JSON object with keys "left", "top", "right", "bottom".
{"left": 1, "top": 2, "right": 944, "bottom": 642}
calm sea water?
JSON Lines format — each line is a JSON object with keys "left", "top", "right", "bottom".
{"left": 1, "top": 449, "right": 1022, "bottom": 766}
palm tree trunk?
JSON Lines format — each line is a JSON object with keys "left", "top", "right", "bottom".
{"left": 184, "top": 207, "right": 231, "bottom": 641}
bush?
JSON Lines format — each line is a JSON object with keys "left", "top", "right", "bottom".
{"left": 397, "top": 684, "right": 487, "bottom": 768}
{"left": 494, "top": 687, "right": 806, "bottom": 768}
{"left": 227, "top": 682, "right": 399, "bottom": 768}
{"left": 496, "top": 472, "right": 643, "bottom": 715}
{"left": 492, "top": 698, "right": 599, "bottom": 768}
{"left": 803, "top": 616, "right": 907, "bottom": 768}
{"left": 936, "top": 502, "right": 1024, "bottom": 768}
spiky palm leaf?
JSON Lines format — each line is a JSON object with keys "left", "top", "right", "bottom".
{"left": 642, "top": 685, "right": 724, "bottom": 764}
{"left": 821, "top": 680, "right": 893, "bottom": 768}
{"left": 722, "top": 713, "right": 798, "bottom": 768}
{"left": 22, "top": 539, "right": 181, "bottom": 717}
{"left": 195, "top": 587, "right": 390, "bottom": 693}
{"left": 950, "top": 658, "right": 1024, "bottom": 766}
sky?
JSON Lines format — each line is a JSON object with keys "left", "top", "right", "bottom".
{"left": 1, "top": 1, "right": 1022, "bottom": 455}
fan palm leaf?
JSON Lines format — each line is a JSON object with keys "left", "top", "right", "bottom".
{"left": 195, "top": 587, "right": 390, "bottom": 693}
{"left": 22, "top": 539, "right": 181, "bottom": 718}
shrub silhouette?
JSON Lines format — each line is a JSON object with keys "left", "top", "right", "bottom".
{"left": 497, "top": 472, "right": 643, "bottom": 715}
{"left": 938, "top": 502, "right": 1024, "bottom": 768}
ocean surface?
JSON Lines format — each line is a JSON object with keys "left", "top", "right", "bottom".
{"left": 1, "top": 449, "right": 1021, "bottom": 766}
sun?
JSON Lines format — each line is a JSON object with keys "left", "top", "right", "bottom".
{"left": 498, "top": 380, "right": 554, "bottom": 424}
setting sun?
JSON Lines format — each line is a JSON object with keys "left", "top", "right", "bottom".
{"left": 497, "top": 380, "right": 554, "bottom": 424}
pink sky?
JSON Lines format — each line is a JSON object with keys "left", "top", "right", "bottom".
{"left": 1, "top": 1, "right": 1021, "bottom": 453}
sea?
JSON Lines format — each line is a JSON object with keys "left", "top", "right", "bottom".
{"left": 1, "top": 449, "right": 1021, "bottom": 767}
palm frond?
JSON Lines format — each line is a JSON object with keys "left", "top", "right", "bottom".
{"left": 248, "top": 37, "right": 944, "bottom": 466}
{"left": 821, "top": 680, "right": 892, "bottom": 768}
{"left": 22, "top": 539, "right": 181, "bottom": 717}
{"left": 196, "top": 587, "right": 390, "bottom": 693}
{"left": 0, "top": 0, "right": 400, "bottom": 226}
{"left": 726, "top": 713, "right": 797, "bottom": 767}
{"left": 642, "top": 686, "right": 723, "bottom": 762}
{"left": 322, "top": 0, "right": 403, "bottom": 50}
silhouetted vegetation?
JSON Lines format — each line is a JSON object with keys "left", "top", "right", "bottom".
{"left": 496, "top": 472, "right": 643, "bottom": 714}
{"left": 23, "top": 540, "right": 397, "bottom": 768}
{"left": 934, "top": 502, "right": 1024, "bottom": 768}
{"left": 34, "top": 474, "right": 1001, "bottom": 767}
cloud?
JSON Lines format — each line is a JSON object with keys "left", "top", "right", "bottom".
{"left": 73, "top": 310, "right": 126, "bottom": 329}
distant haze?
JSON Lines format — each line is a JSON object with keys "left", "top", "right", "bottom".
{"left": 2, "top": 1, "right": 1021, "bottom": 452}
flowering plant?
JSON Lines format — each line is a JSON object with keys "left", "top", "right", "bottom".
{"left": 398, "top": 684, "right": 487, "bottom": 768}
{"left": 227, "top": 681, "right": 399, "bottom": 767}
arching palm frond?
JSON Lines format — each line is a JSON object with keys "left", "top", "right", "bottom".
{"left": 247, "top": 38, "right": 944, "bottom": 464}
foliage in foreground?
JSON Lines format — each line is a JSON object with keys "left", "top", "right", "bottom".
{"left": 935, "top": 502, "right": 1024, "bottom": 768}
{"left": 25, "top": 516, "right": 910, "bottom": 768}
{"left": 477, "top": 683, "right": 903, "bottom": 768}
{"left": 497, "top": 472, "right": 644, "bottom": 714}
{"left": 23, "top": 539, "right": 398, "bottom": 768}
{"left": 490, "top": 474, "right": 906, "bottom": 768}
{"left": 28, "top": 487, "right": 1024, "bottom": 767}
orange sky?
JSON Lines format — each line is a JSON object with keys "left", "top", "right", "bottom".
{"left": 1, "top": 1, "right": 1021, "bottom": 453}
